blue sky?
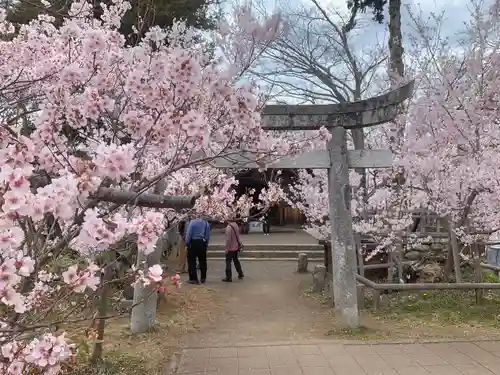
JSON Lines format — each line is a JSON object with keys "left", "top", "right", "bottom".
{"left": 252, "top": 0, "right": 495, "bottom": 103}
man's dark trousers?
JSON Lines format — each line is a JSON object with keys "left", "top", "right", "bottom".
{"left": 225, "top": 250, "right": 243, "bottom": 280}
{"left": 188, "top": 239, "right": 207, "bottom": 283}
{"left": 263, "top": 220, "right": 270, "bottom": 234}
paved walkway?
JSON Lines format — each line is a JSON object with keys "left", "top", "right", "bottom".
{"left": 176, "top": 341, "right": 500, "bottom": 375}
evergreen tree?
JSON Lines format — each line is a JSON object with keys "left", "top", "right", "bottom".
{"left": 3, "top": 0, "right": 220, "bottom": 44}
{"left": 345, "top": 0, "right": 404, "bottom": 81}
{"left": 345, "top": 0, "right": 386, "bottom": 32}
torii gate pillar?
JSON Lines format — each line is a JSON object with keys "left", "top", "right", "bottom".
{"left": 327, "top": 126, "right": 359, "bottom": 326}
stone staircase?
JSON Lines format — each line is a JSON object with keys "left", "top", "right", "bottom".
{"left": 207, "top": 243, "right": 324, "bottom": 261}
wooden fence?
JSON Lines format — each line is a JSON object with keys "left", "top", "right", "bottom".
{"left": 319, "top": 209, "right": 500, "bottom": 312}
{"left": 357, "top": 262, "right": 500, "bottom": 311}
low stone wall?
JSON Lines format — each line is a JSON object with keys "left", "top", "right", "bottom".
{"left": 403, "top": 238, "right": 449, "bottom": 261}
{"left": 360, "top": 237, "right": 450, "bottom": 263}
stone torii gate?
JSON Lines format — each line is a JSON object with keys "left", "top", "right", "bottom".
{"left": 212, "top": 80, "right": 415, "bottom": 327}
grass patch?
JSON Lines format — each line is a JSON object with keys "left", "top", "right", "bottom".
{"left": 370, "top": 290, "right": 500, "bottom": 328}
{"left": 325, "top": 325, "right": 386, "bottom": 340}
{"left": 302, "top": 287, "right": 331, "bottom": 305}
{"left": 303, "top": 283, "right": 500, "bottom": 339}
{"left": 62, "top": 286, "right": 220, "bottom": 375}
{"left": 482, "top": 271, "right": 500, "bottom": 284}
{"left": 303, "top": 287, "right": 388, "bottom": 340}
{"left": 65, "top": 351, "right": 147, "bottom": 375}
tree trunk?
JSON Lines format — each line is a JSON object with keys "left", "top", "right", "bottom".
{"left": 445, "top": 219, "right": 462, "bottom": 282}
{"left": 444, "top": 191, "right": 479, "bottom": 278}
{"left": 129, "top": 237, "right": 165, "bottom": 333}
{"left": 130, "top": 180, "right": 168, "bottom": 334}
{"left": 388, "top": 0, "right": 405, "bottom": 146}
{"left": 90, "top": 251, "right": 113, "bottom": 364}
{"left": 388, "top": 0, "right": 404, "bottom": 80}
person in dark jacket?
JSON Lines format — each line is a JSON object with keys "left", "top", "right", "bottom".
{"left": 185, "top": 217, "right": 211, "bottom": 284}
{"left": 262, "top": 211, "right": 270, "bottom": 236}
{"left": 176, "top": 219, "right": 187, "bottom": 273}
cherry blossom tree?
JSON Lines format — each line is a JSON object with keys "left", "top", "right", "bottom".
{"left": 288, "top": 0, "right": 500, "bottom": 275}
{"left": 396, "top": 0, "right": 500, "bottom": 272}
{"left": 0, "top": 0, "right": 330, "bottom": 371}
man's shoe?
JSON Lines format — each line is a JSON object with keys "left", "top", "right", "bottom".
{"left": 222, "top": 278, "right": 232, "bottom": 282}
{"left": 187, "top": 280, "right": 199, "bottom": 285}
{"left": 200, "top": 279, "right": 206, "bottom": 284}
{"left": 238, "top": 274, "right": 244, "bottom": 280}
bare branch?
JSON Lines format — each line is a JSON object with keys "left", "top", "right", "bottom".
{"left": 91, "top": 188, "right": 196, "bottom": 209}
{"left": 249, "top": 0, "right": 387, "bottom": 105}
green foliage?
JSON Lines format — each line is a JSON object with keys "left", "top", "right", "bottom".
{"left": 3, "top": 0, "right": 220, "bottom": 44}
{"left": 74, "top": 336, "right": 92, "bottom": 363}
{"left": 482, "top": 271, "right": 500, "bottom": 283}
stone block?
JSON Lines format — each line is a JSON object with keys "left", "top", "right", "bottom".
{"left": 249, "top": 221, "right": 263, "bottom": 233}
{"left": 404, "top": 250, "right": 422, "bottom": 261}
{"left": 412, "top": 244, "right": 430, "bottom": 252}
{"left": 312, "top": 265, "right": 327, "bottom": 292}
{"left": 123, "top": 285, "right": 135, "bottom": 300}
{"left": 430, "top": 243, "right": 444, "bottom": 251}
{"left": 297, "top": 253, "right": 308, "bottom": 273}
{"left": 420, "top": 262, "right": 444, "bottom": 283}
{"left": 487, "top": 248, "right": 500, "bottom": 267}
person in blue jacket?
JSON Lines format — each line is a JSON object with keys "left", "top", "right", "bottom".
{"left": 185, "top": 217, "right": 211, "bottom": 284}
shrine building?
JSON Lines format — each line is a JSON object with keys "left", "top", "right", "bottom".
{"left": 233, "top": 168, "right": 306, "bottom": 227}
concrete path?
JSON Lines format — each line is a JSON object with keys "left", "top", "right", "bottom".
{"left": 176, "top": 341, "right": 500, "bottom": 375}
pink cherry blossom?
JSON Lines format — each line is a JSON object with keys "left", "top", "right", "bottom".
{"left": 2, "top": 287, "right": 26, "bottom": 313}
{"left": 148, "top": 265, "right": 163, "bottom": 282}
{"left": 7, "top": 360, "right": 24, "bottom": 375}
{"left": 15, "top": 256, "right": 35, "bottom": 277}
{"left": 62, "top": 264, "right": 100, "bottom": 293}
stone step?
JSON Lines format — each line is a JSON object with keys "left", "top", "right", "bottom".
{"left": 208, "top": 244, "right": 323, "bottom": 252}
{"left": 207, "top": 257, "right": 325, "bottom": 262}
{"left": 207, "top": 250, "right": 324, "bottom": 259}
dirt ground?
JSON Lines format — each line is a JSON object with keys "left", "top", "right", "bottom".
{"left": 179, "top": 260, "right": 334, "bottom": 347}
{"left": 176, "top": 260, "right": 500, "bottom": 347}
